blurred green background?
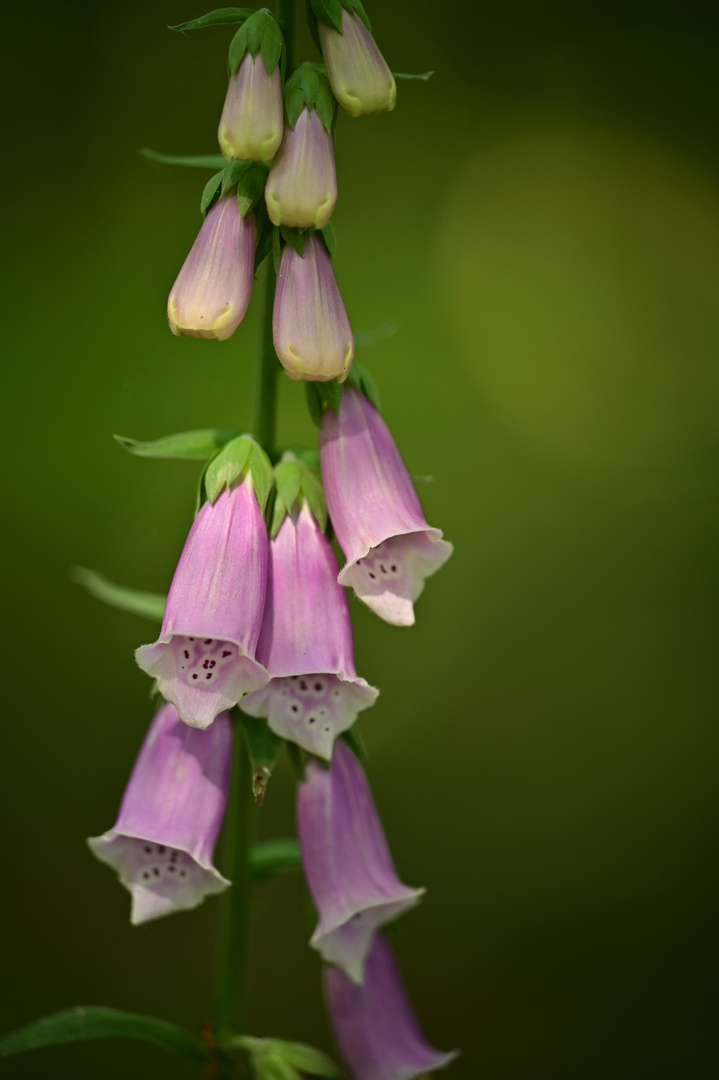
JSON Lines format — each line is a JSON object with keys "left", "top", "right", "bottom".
{"left": 2, "top": 0, "right": 718, "bottom": 1076}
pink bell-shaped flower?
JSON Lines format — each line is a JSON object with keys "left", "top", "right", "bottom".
{"left": 242, "top": 503, "right": 377, "bottom": 759}
{"left": 319, "top": 10, "right": 396, "bottom": 118}
{"left": 88, "top": 704, "right": 232, "bottom": 925}
{"left": 297, "top": 741, "right": 423, "bottom": 983}
{"left": 265, "top": 107, "right": 338, "bottom": 228}
{"left": 167, "top": 195, "right": 256, "bottom": 341}
{"left": 218, "top": 52, "right": 284, "bottom": 161}
{"left": 325, "top": 933, "right": 456, "bottom": 1080}
{"left": 273, "top": 235, "right": 354, "bottom": 382}
{"left": 320, "top": 389, "right": 453, "bottom": 626}
{"left": 135, "top": 476, "right": 269, "bottom": 729}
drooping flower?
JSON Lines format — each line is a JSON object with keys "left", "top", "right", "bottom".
{"left": 167, "top": 195, "right": 255, "bottom": 341}
{"left": 318, "top": 9, "right": 396, "bottom": 118}
{"left": 265, "top": 107, "right": 338, "bottom": 229}
{"left": 88, "top": 703, "right": 232, "bottom": 925}
{"left": 297, "top": 741, "right": 423, "bottom": 983}
{"left": 242, "top": 498, "right": 377, "bottom": 759}
{"left": 320, "top": 388, "right": 453, "bottom": 626}
{"left": 136, "top": 467, "right": 270, "bottom": 730}
{"left": 325, "top": 933, "right": 456, "bottom": 1080}
{"left": 273, "top": 235, "right": 354, "bottom": 382}
{"left": 218, "top": 51, "right": 284, "bottom": 162}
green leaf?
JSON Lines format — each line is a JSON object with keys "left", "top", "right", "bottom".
{"left": 200, "top": 168, "right": 225, "bottom": 215}
{"left": 284, "top": 63, "right": 336, "bottom": 132}
{"left": 140, "top": 149, "right": 228, "bottom": 169}
{"left": 345, "top": 361, "right": 381, "bottom": 411}
{"left": 114, "top": 428, "right": 240, "bottom": 461}
{"left": 279, "top": 1041, "right": 343, "bottom": 1078}
{"left": 343, "top": 0, "right": 370, "bottom": 33}
{"left": 393, "top": 70, "right": 434, "bottom": 81}
{"left": 235, "top": 161, "right": 270, "bottom": 217}
{"left": 321, "top": 378, "right": 343, "bottom": 413}
{"left": 169, "top": 7, "right": 254, "bottom": 32}
{"left": 240, "top": 714, "right": 284, "bottom": 803}
{"left": 270, "top": 455, "right": 327, "bottom": 536}
{"left": 275, "top": 445, "right": 320, "bottom": 469}
{"left": 280, "top": 225, "right": 308, "bottom": 258}
{"left": 340, "top": 723, "right": 368, "bottom": 766}
{"left": 234, "top": 1036, "right": 342, "bottom": 1080}
{"left": 71, "top": 568, "right": 166, "bottom": 623}
{"left": 0, "top": 1007, "right": 210, "bottom": 1062}
{"left": 228, "top": 9, "right": 283, "bottom": 76}
{"left": 309, "top": 0, "right": 344, "bottom": 34}
{"left": 305, "top": 382, "right": 324, "bottom": 428}
{"left": 204, "top": 436, "right": 274, "bottom": 510}
{"left": 318, "top": 221, "right": 336, "bottom": 259}
{"left": 353, "top": 319, "right": 399, "bottom": 348}
{"left": 249, "top": 839, "right": 302, "bottom": 881}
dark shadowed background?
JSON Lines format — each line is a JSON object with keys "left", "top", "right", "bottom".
{"left": 2, "top": 1, "right": 718, "bottom": 1076}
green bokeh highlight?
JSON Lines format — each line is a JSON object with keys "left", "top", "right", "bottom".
{"left": 1, "top": 1, "right": 718, "bottom": 1077}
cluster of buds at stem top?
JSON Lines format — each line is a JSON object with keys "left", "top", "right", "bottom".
{"left": 88, "top": 703, "right": 232, "bottom": 924}
{"left": 273, "top": 233, "right": 354, "bottom": 383}
{"left": 321, "top": 388, "right": 453, "bottom": 626}
{"left": 218, "top": 10, "right": 284, "bottom": 161}
{"left": 311, "top": 1, "right": 396, "bottom": 117}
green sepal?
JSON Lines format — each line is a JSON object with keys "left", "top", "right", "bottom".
{"left": 200, "top": 168, "right": 226, "bottom": 215}
{"left": 204, "top": 435, "right": 274, "bottom": 509}
{"left": 393, "top": 70, "right": 434, "bottom": 81}
{"left": 169, "top": 7, "right": 254, "bottom": 32}
{"left": 284, "top": 63, "right": 336, "bottom": 132}
{"left": 71, "top": 567, "right": 166, "bottom": 623}
{"left": 235, "top": 1036, "right": 342, "bottom": 1079}
{"left": 239, "top": 713, "right": 284, "bottom": 803}
{"left": 270, "top": 453, "right": 327, "bottom": 537}
{"left": 340, "top": 722, "right": 368, "bottom": 766}
{"left": 249, "top": 838, "right": 302, "bottom": 881}
{"left": 114, "top": 428, "right": 240, "bottom": 461}
{"left": 0, "top": 1007, "right": 211, "bottom": 1063}
{"left": 318, "top": 221, "right": 336, "bottom": 258}
{"left": 280, "top": 224, "right": 309, "bottom": 258}
{"left": 309, "top": 0, "right": 370, "bottom": 34}
{"left": 140, "top": 148, "right": 228, "bottom": 169}
{"left": 345, "top": 360, "right": 381, "bottom": 411}
{"left": 305, "top": 378, "right": 343, "bottom": 428}
{"left": 228, "top": 9, "right": 284, "bottom": 77}
{"left": 275, "top": 444, "right": 320, "bottom": 469}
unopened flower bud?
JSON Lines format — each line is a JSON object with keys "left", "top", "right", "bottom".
{"left": 273, "top": 235, "right": 354, "bottom": 382}
{"left": 265, "top": 108, "right": 338, "bottom": 228}
{"left": 218, "top": 52, "right": 284, "bottom": 161}
{"left": 168, "top": 195, "right": 255, "bottom": 341}
{"left": 319, "top": 10, "right": 396, "bottom": 118}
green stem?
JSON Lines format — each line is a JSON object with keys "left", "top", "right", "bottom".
{"left": 216, "top": 720, "right": 256, "bottom": 1047}
{"left": 277, "top": 0, "right": 297, "bottom": 76}
{"left": 252, "top": 261, "right": 278, "bottom": 455}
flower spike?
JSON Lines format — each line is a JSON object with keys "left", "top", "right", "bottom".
{"left": 88, "top": 704, "right": 232, "bottom": 924}
{"left": 320, "top": 388, "right": 453, "bottom": 626}
{"left": 325, "top": 933, "right": 456, "bottom": 1080}
{"left": 298, "top": 742, "right": 423, "bottom": 982}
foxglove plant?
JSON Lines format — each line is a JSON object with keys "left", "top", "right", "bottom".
{"left": 2, "top": 4, "right": 458, "bottom": 1079}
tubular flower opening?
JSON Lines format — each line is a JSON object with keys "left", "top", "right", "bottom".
{"left": 136, "top": 477, "right": 269, "bottom": 729}
{"left": 168, "top": 196, "right": 256, "bottom": 341}
{"left": 325, "top": 934, "right": 457, "bottom": 1080}
{"left": 297, "top": 741, "right": 423, "bottom": 983}
{"left": 320, "top": 389, "right": 453, "bottom": 626}
{"left": 218, "top": 52, "right": 284, "bottom": 162}
{"left": 87, "top": 704, "right": 232, "bottom": 925}
{"left": 319, "top": 11, "right": 396, "bottom": 118}
{"left": 242, "top": 504, "right": 377, "bottom": 759}
{"left": 273, "top": 235, "right": 354, "bottom": 383}
{"left": 265, "top": 108, "right": 338, "bottom": 229}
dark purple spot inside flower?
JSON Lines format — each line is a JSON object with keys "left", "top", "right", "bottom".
{"left": 206, "top": 673, "right": 212, "bottom": 680}
{"left": 391, "top": 565, "right": 397, "bottom": 572}
{"left": 153, "top": 867, "right": 160, "bottom": 876}
{"left": 314, "top": 681, "right": 323, "bottom": 692}
{"left": 184, "top": 650, "right": 190, "bottom": 659}
{"left": 203, "top": 659, "right": 216, "bottom": 670}
{"left": 157, "top": 846, "right": 165, "bottom": 854}
{"left": 222, "top": 651, "right": 231, "bottom": 658}
{"left": 168, "top": 865, "right": 176, "bottom": 872}
{"left": 308, "top": 716, "right": 316, "bottom": 725}
{"left": 179, "top": 869, "right": 186, "bottom": 877}
{"left": 379, "top": 564, "right": 387, "bottom": 574}
{"left": 369, "top": 572, "right": 376, "bottom": 579}
{"left": 142, "top": 871, "right": 150, "bottom": 880}
{"left": 143, "top": 845, "right": 152, "bottom": 854}
{"left": 299, "top": 679, "right": 308, "bottom": 690}
{"left": 204, "top": 639, "right": 213, "bottom": 645}
{"left": 291, "top": 705, "right": 299, "bottom": 713}
{"left": 192, "top": 674, "right": 198, "bottom": 680}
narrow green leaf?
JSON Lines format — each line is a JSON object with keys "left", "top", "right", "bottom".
{"left": 140, "top": 148, "right": 227, "bottom": 169}
{"left": 249, "top": 839, "right": 301, "bottom": 881}
{"left": 200, "top": 169, "right": 225, "bottom": 215}
{"left": 346, "top": 361, "right": 381, "bottom": 411}
{"left": 240, "top": 714, "right": 284, "bottom": 803}
{"left": 234, "top": 1036, "right": 342, "bottom": 1080}
{"left": 0, "top": 1007, "right": 210, "bottom": 1061}
{"left": 235, "top": 161, "right": 269, "bottom": 217}
{"left": 319, "top": 221, "right": 336, "bottom": 259}
{"left": 71, "top": 568, "right": 166, "bottom": 623}
{"left": 320, "top": 378, "right": 343, "bottom": 413}
{"left": 280, "top": 225, "right": 308, "bottom": 258}
{"left": 114, "top": 429, "right": 240, "bottom": 461}
{"left": 169, "top": 7, "right": 254, "bottom": 32}
{"left": 279, "top": 1041, "right": 343, "bottom": 1078}
{"left": 354, "top": 319, "right": 399, "bottom": 347}
{"left": 305, "top": 382, "right": 324, "bottom": 428}
{"left": 204, "top": 436, "right": 252, "bottom": 503}
{"left": 393, "top": 70, "right": 434, "bottom": 80}
{"left": 310, "top": 0, "right": 344, "bottom": 34}
{"left": 340, "top": 723, "right": 368, "bottom": 766}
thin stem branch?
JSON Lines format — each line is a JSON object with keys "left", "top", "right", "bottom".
{"left": 216, "top": 720, "right": 256, "bottom": 1047}
{"left": 252, "top": 261, "right": 278, "bottom": 455}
